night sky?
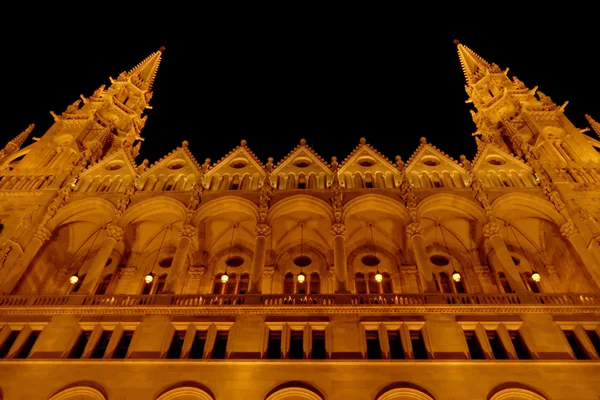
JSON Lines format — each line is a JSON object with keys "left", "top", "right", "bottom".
{"left": 2, "top": 12, "right": 598, "bottom": 167}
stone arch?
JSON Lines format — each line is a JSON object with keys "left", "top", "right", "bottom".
{"left": 492, "top": 193, "right": 566, "bottom": 225}
{"left": 416, "top": 193, "right": 486, "bottom": 224}
{"left": 194, "top": 196, "right": 260, "bottom": 225}
{"left": 376, "top": 382, "right": 435, "bottom": 400}
{"left": 487, "top": 383, "right": 547, "bottom": 400}
{"left": 342, "top": 194, "right": 410, "bottom": 224}
{"left": 47, "top": 198, "right": 116, "bottom": 231}
{"left": 268, "top": 195, "right": 334, "bottom": 225}
{"left": 204, "top": 241, "right": 255, "bottom": 276}
{"left": 48, "top": 383, "right": 107, "bottom": 400}
{"left": 347, "top": 240, "right": 403, "bottom": 274}
{"left": 265, "top": 381, "right": 324, "bottom": 400}
{"left": 121, "top": 196, "right": 188, "bottom": 227}
{"left": 156, "top": 382, "right": 215, "bottom": 400}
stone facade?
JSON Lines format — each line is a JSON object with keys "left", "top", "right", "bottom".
{"left": 0, "top": 43, "right": 600, "bottom": 400}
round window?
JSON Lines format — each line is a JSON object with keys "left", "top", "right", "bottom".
{"left": 293, "top": 255, "right": 312, "bottom": 267}
{"left": 226, "top": 256, "right": 245, "bottom": 267}
{"left": 430, "top": 255, "right": 449, "bottom": 266}
{"left": 361, "top": 255, "right": 380, "bottom": 266}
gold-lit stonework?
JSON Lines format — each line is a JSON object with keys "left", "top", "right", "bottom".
{"left": 0, "top": 43, "right": 599, "bottom": 400}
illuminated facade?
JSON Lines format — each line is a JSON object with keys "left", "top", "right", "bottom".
{"left": 0, "top": 42, "right": 599, "bottom": 400}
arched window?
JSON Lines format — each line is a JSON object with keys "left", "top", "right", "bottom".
{"left": 265, "top": 383, "right": 324, "bottom": 400}
{"left": 225, "top": 273, "right": 238, "bottom": 294}
{"left": 309, "top": 273, "right": 320, "bottom": 294}
{"left": 297, "top": 174, "right": 307, "bottom": 189}
{"left": 355, "top": 273, "right": 367, "bottom": 294}
{"left": 367, "top": 272, "right": 379, "bottom": 294}
{"left": 156, "top": 386, "right": 214, "bottom": 400}
{"left": 213, "top": 274, "right": 224, "bottom": 294}
{"left": 382, "top": 272, "right": 393, "bottom": 294}
{"left": 95, "top": 274, "right": 113, "bottom": 295}
{"left": 488, "top": 387, "right": 547, "bottom": 400}
{"left": 49, "top": 386, "right": 107, "bottom": 400}
{"left": 498, "top": 272, "right": 513, "bottom": 293}
{"left": 438, "top": 272, "right": 453, "bottom": 293}
{"left": 238, "top": 274, "right": 250, "bottom": 294}
{"left": 283, "top": 273, "right": 294, "bottom": 294}
{"left": 71, "top": 274, "right": 86, "bottom": 294}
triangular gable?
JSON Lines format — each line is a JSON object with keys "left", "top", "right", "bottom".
{"left": 338, "top": 138, "right": 399, "bottom": 177}
{"left": 273, "top": 138, "right": 332, "bottom": 176}
{"left": 143, "top": 141, "right": 203, "bottom": 178}
{"left": 79, "top": 148, "right": 138, "bottom": 179}
{"left": 471, "top": 142, "right": 532, "bottom": 174}
{"left": 404, "top": 139, "right": 466, "bottom": 176}
{"left": 205, "top": 139, "right": 266, "bottom": 180}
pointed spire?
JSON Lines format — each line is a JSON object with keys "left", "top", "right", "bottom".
{"left": 585, "top": 114, "right": 600, "bottom": 137}
{"left": 9, "top": 124, "right": 34, "bottom": 149}
{"left": 455, "top": 40, "right": 491, "bottom": 85}
{"left": 127, "top": 47, "right": 164, "bottom": 90}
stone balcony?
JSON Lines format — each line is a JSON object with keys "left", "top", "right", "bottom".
{"left": 1, "top": 293, "right": 598, "bottom": 315}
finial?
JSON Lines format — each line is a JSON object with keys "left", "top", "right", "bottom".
{"left": 453, "top": 39, "right": 460, "bottom": 45}
{"left": 420, "top": 137, "right": 427, "bottom": 144}
{"left": 159, "top": 46, "right": 166, "bottom": 53}
{"left": 395, "top": 155, "right": 401, "bottom": 162}
{"left": 300, "top": 138, "right": 307, "bottom": 146}
{"left": 331, "top": 156, "right": 337, "bottom": 162}
{"left": 182, "top": 140, "right": 189, "bottom": 148}
{"left": 359, "top": 137, "right": 366, "bottom": 145}
{"left": 268, "top": 157, "right": 274, "bottom": 163}
{"left": 205, "top": 158, "right": 211, "bottom": 164}
{"left": 240, "top": 139, "right": 247, "bottom": 147}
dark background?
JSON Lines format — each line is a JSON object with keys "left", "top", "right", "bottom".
{"left": 2, "top": 10, "right": 598, "bottom": 166}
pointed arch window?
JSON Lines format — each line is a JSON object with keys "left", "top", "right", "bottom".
{"left": 310, "top": 272, "right": 320, "bottom": 294}
{"left": 238, "top": 273, "right": 250, "bottom": 294}
{"left": 95, "top": 273, "right": 113, "bottom": 295}
{"left": 213, "top": 274, "right": 224, "bottom": 294}
{"left": 283, "top": 273, "right": 295, "bottom": 294}
{"left": 355, "top": 273, "right": 367, "bottom": 294}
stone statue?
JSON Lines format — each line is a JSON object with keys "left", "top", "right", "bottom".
{"left": 460, "top": 155, "right": 471, "bottom": 171}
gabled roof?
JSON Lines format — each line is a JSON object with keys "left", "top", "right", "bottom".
{"left": 273, "top": 138, "right": 331, "bottom": 175}
{"left": 338, "top": 137, "right": 398, "bottom": 175}
{"left": 79, "top": 148, "right": 138, "bottom": 178}
{"left": 471, "top": 141, "right": 532, "bottom": 174}
{"left": 206, "top": 139, "right": 266, "bottom": 178}
{"left": 405, "top": 137, "right": 465, "bottom": 174}
{"left": 143, "top": 140, "right": 204, "bottom": 177}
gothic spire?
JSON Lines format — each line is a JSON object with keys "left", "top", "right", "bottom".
{"left": 454, "top": 40, "right": 491, "bottom": 86}
{"left": 585, "top": 114, "right": 600, "bottom": 137}
{"left": 126, "top": 47, "right": 164, "bottom": 90}
{"left": 2, "top": 124, "right": 34, "bottom": 157}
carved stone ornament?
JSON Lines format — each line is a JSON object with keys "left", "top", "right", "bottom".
{"left": 262, "top": 266, "right": 275, "bottom": 278}
{"left": 33, "top": 226, "right": 52, "bottom": 243}
{"left": 105, "top": 224, "right": 124, "bottom": 242}
{"left": 119, "top": 266, "right": 137, "bottom": 278}
{"left": 483, "top": 222, "right": 501, "bottom": 239}
{"left": 401, "top": 265, "right": 418, "bottom": 278}
{"left": 187, "top": 265, "right": 206, "bottom": 279}
{"left": 560, "top": 221, "right": 579, "bottom": 239}
{"left": 406, "top": 222, "right": 423, "bottom": 238}
{"left": 330, "top": 223, "right": 347, "bottom": 237}
{"left": 473, "top": 265, "right": 492, "bottom": 278}
{"left": 255, "top": 223, "right": 271, "bottom": 238}
{"left": 181, "top": 224, "right": 197, "bottom": 239}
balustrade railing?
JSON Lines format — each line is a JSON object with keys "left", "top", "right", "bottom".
{"left": 0, "top": 293, "right": 598, "bottom": 308}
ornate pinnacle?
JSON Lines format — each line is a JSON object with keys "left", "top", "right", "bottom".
{"left": 585, "top": 114, "right": 600, "bottom": 137}
{"left": 1, "top": 124, "right": 34, "bottom": 157}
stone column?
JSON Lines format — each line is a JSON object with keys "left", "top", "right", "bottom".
{"left": 406, "top": 222, "right": 436, "bottom": 293}
{"left": 331, "top": 223, "right": 349, "bottom": 293}
{"left": 0, "top": 226, "right": 51, "bottom": 294}
{"left": 484, "top": 222, "right": 526, "bottom": 292}
{"left": 162, "top": 224, "right": 196, "bottom": 294}
{"left": 248, "top": 224, "right": 271, "bottom": 294}
{"left": 78, "top": 224, "right": 123, "bottom": 295}
{"left": 261, "top": 266, "right": 275, "bottom": 294}
{"left": 561, "top": 221, "right": 600, "bottom": 288}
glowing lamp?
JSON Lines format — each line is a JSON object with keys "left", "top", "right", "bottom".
{"left": 452, "top": 271, "right": 461, "bottom": 282}
{"left": 221, "top": 272, "right": 229, "bottom": 284}
{"left": 375, "top": 271, "right": 383, "bottom": 283}
{"left": 144, "top": 274, "right": 154, "bottom": 284}
{"left": 297, "top": 271, "right": 306, "bottom": 284}
{"left": 69, "top": 275, "right": 79, "bottom": 285}
{"left": 531, "top": 271, "right": 541, "bottom": 283}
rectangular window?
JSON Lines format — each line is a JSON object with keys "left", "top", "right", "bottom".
{"left": 365, "top": 330, "right": 382, "bottom": 359}
{"left": 464, "top": 330, "right": 485, "bottom": 360}
{"left": 266, "top": 330, "right": 282, "bottom": 359}
{"left": 189, "top": 330, "right": 207, "bottom": 359}
{"left": 289, "top": 330, "right": 304, "bottom": 359}
{"left": 91, "top": 331, "right": 112, "bottom": 359}
{"left": 586, "top": 330, "right": 600, "bottom": 355}
{"left": 311, "top": 330, "right": 327, "bottom": 359}
{"left": 211, "top": 331, "right": 228, "bottom": 359}
{"left": 387, "top": 330, "right": 405, "bottom": 359}
{"left": 166, "top": 330, "right": 186, "bottom": 359}
{"left": 112, "top": 330, "right": 134, "bottom": 359}
{"left": 410, "top": 330, "right": 428, "bottom": 360}
{"left": 0, "top": 331, "right": 19, "bottom": 358}
{"left": 509, "top": 330, "right": 531, "bottom": 359}
{"left": 487, "top": 330, "right": 508, "bottom": 360}
{"left": 69, "top": 330, "right": 91, "bottom": 359}
{"left": 563, "top": 330, "right": 589, "bottom": 360}
{"left": 15, "top": 331, "right": 40, "bottom": 359}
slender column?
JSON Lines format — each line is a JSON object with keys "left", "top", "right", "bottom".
{"left": 407, "top": 222, "right": 436, "bottom": 293}
{"left": 261, "top": 266, "right": 275, "bottom": 294}
{"left": 248, "top": 224, "right": 271, "bottom": 293}
{"left": 78, "top": 224, "right": 123, "bottom": 295}
{"left": 484, "top": 222, "right": 526, "bottom": 292}
{"left": 331, "top": 223, "right": 349, "bottom": 293}
{"left": 561, "top": 222, "right": 600, "bottom": 288}
{"left": 162, "top": 224, "right": 196, "bottom": 294}
{"left": 0, "top": 227, "right": 51, "bottom": 294}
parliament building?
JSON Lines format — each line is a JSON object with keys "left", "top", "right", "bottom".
{"left": 0, "top": 41, "right": 599, "bottom": 400}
